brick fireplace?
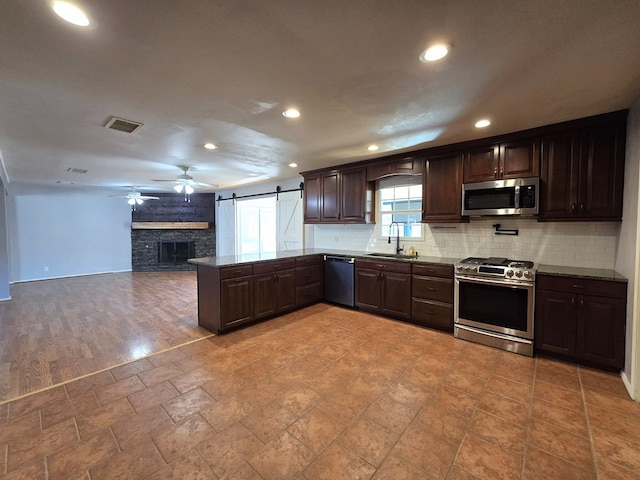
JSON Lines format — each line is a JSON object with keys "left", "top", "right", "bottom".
{"left": 130, "top": 193, "right": 216, "bottom": 272}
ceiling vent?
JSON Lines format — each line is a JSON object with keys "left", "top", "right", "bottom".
{"left": 67, "top": 167, "right": 88, "bottom": 174}
{"left": 105, "top": 116, "right": 144, "bottom": 134}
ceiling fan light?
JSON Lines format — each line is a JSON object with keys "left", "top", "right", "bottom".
{"left": 136, "top": 198, "right": 144, "bottom": 205}
{"left": 185, "top": 184, "right": 195, "bottom": 195}
{"left": 127, "top": 198, "right": 135, "bottom": 205}
{"left": 174, "top": 184, "right": 184, "bottom": 193}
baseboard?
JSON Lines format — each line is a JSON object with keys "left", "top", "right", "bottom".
{"left": 10, "top": 269, "right": 133, "bottom": 284}
{"left": 621, "top": 370, "right": 636, "bottom": 401}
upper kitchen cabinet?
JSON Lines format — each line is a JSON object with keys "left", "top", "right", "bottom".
{"left": 302, "top": 166, "right": 373, "bottom": 223}
{"left": 463, "top": 138, "right": 539, "bottom": 183}
{"left": 422, "top": 151, "right": 468, "bottom": 223}
{"left": 366, "top": 156, "right": 423, "bottom": 181}
{"left": 539, "top": 115, "right": 626, "bottom": 221}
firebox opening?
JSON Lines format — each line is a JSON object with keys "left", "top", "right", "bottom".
{"left": 158, "top": 241, "right": 195, "bottom": 265}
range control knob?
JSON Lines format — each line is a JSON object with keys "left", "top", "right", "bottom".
{"left": 506, "top": 269, "right": 514, "bottom": 277}
{"left": 515, "top": 270, "right": 523, "bottom": 278}
{"left": 523, "top": 270, "right": 532, "bottom": 279}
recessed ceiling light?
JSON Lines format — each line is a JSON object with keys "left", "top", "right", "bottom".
{"left": 419, "top": 44, "right": 449, "bottom": 62}
{"left": 288, "top": 162, "right": 298, "bottom": 168}
{"left": 204, "top": 143, "right": 217, "bottom": 150}
{"left": 282, "top": 109, "right": 300, "bottom": 118}
{"left": 367, "top": 145, "right": 379, "bottom": 152}
{"left": 475, "top": 119, "right": 491, "bottom": 128}
{"left": 52, "top": 1, "right": 90, "bottom": 27}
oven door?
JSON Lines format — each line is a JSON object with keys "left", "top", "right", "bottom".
{"left": 454, "top": 275, "right": 534, "bottom": 339}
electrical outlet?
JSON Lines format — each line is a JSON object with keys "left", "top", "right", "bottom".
{"left": 434, "top": 239, "right": 446, "bottom": 248}
{"left": 44, "top": 266, "right": 49, "bottom": 272}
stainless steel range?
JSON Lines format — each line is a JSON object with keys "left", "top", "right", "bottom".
{"left": 454, "top": 257, "right": 537, "bottom": 356}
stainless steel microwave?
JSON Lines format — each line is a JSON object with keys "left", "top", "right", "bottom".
{"left": 462, "top": 177, "right": 539, "bottom": 216}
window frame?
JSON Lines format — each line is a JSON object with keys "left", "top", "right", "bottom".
{"left": 377, "top": 176, "right": 424, "bottom": 241}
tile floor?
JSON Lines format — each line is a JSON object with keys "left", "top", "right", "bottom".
{"left": 1, "top": 303, "right": 639, "bottom": 480}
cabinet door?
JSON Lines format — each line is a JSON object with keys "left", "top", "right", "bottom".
{"left": 340, "top": 167, "right": 367, "bottom": 222}
{"left": 321, "top": 171, "right": 341, "bottom": 221}
{"left": 539, "top": 131, "right": 580, "bottom": 220}
{"left": 355, "top": 268, "right": 381, "bottom": 311}
{"left": 381, "top": 272, "right": 412, "bottom": 319}
{"left": 254, "top": 273, "right": 276, "bottom": 320}
{"left": 463, "top": 145, "right": 500, "bottom": 183}
{"left": 579, "top": 122, "right": 626, "bottom": 219}
{"left": 423, "top": 152, "right": 466, "bottom": 223}
{"left": 303, "top": 174, "right": 322, "bottom": 223}
{"left": 577, "top": 295, "right": 625, "bottom": 369}
{"left": 500, "top": 138, "right": 539, "bottom": 179}
{"left": 275, "top": 269, "right": 296, "bottom": 313}
{"left": 221, "top": 276, "right": 254, "bottom": 327}
{"left": 534, "top": 290, "right": 576, "bottom": 357}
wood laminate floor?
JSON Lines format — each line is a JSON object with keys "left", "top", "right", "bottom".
{"left": 1, "top": 273, "right": 639, "bottom": 479}
{"left": 0, "top": 272, "right": 210, "bottom": 402}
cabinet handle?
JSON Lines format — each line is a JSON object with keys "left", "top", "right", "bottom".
{"left": 571, "top": 203, "right": 576, "bottom": 215}
{"left": 570, "top": 284, "right": 585, "bottom": 289}
{"left": 426, "top": 287, "right": 437, "bottom": 291}
{"left": 580, "top": 296, "right": 584, "bottom": 306}
{"left": 376, "top": 264, "right": 386, "bottom": 269}
{"left": 494, "top": 167, "right": 498, "bottom": 178}
{"left": 500, "top": 167, "right": 504, "bottom": 177}
{"left": 571, "top": 296, "right": 576, "bottom": 307}
{"left": 580, "top": 203, "right": 584, "bottom": 212}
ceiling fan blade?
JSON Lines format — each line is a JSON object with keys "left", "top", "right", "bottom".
{"left": 194, "top": 181, "right": 218, "bottom": 188}
{"left": 152, "top": 179, "right": 179, "bottom": 182}
{"left": 139, "top": 195, "right": 160, "bottom": 200}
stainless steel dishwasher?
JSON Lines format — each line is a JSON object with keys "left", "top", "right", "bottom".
{"left": 323, "top": 255, "right": 355, "bottom": 307}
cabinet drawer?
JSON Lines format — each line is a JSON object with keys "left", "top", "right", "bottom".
{"left": 355, "top": 259, "right": 412, "bottom": 274}
{"left": 411, "top": 298, "right": 453, "bottom": 331}
{"left": 537, "top": 275, "right": 626, "bottom": 299}
{"left": 412, "top": 263, "right": 453, "bottom": 279}
{"left": 254, "top": 259, "right": 296, "bottom": 274}
{"left": 295, "top": 255, "right": 323, "bottom": 267}
{"left": 220, "top": 265, "right": 254, "bottom": 279}
{"left": 412, "top": 275, "right": 453, "bottom": 303}
{"left": 296, "top": 265, "right": 322, "bottom": 286}
{"left": 296, "top": 282, "right": 322, "bottom": 307}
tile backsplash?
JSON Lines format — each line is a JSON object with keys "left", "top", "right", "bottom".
{"left": 306, "top": 219, "right": 620, "bottom": 269}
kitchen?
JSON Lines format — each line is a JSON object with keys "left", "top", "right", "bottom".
{"left": 1, "top": 1, "right": 640, "bottom": 478}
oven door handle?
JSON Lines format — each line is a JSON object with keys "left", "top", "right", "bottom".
{"left": 455, "top": 324, "right": 533, "bottom": 344}
{"left": 455, "top": 275, "right": 533, "bottom": 289}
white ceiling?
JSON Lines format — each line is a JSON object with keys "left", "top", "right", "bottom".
{"left": 1, "top": 1, "right": 639, "bottom": 195}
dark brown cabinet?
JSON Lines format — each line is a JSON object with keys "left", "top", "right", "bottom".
{"left": 302, "top": 167, "right": 372, "bottom": 223}
{"left": 535, "top": 275, "right": 626, "bottom": 370}
{"left": 539, "top": 119, "right": 626, "bottom": 221}
{"left": 253, "top": 260, "right": 296, "bottom": 320}
{"left": 295, "top": 255, "right": 323, "bottom": 307}
{"left": 411, "top": 264, "right": 453, "bottom": 331}
{"left": 355, "top": 259, "right": 411, "bottom": 319}
{"left": 463, "top": 138, "right": 539, "bottom": 183}
{"left": 422, "top": 151, "right": 466, "bottom": 223}
{"left": 366, "top": 156, "right": 423, "bottom": 181}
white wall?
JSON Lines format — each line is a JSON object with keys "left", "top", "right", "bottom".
{"left": 0, "top": 179, "right": 10, "bottom": 299}
{"left": 616, "top": 97, "right": 640, "bottom": 399}
{"left": 311, "top": 219, "right": 620, "bottom": 269}
{"left": 7, "top": 184, "right": 132, "bottom": 282}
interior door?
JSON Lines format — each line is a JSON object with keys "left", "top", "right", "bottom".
{"left": 277, "top": 191, "right": 303, "bottom": 251}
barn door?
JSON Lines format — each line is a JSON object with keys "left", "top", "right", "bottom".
{"left": 277, "top": 191, "right": 303, "bottom": 251}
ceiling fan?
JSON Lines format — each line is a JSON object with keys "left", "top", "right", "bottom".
{"left": 109, "top": 187, "right": 159, "bottom": 210}
{"left": 152, "top": 165, "right": 217, "bottom": 201}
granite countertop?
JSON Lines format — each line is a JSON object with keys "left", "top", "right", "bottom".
{"left": 188, "top": 248, "right": 458, "bottom": 268}
{"left": 537, "top": 264, "right": 628, "bottom": 282}
{"left": 188, "top": 250, "right": 627, "bottom": 282}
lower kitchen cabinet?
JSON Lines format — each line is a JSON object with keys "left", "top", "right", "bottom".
{"left": 535, "top": 274, "right": 626, "bottom": 370}
{"left": 253, "top": 260, "right": 296, "bottom": 320}
{"left": 411, "top": 263, "right": 453, "bottom": 332}
{"left": 294, "top": 255, "right": 323, "bottom": 307}
{"left": 355, "top": 259, "right": 411, "bottom": 320}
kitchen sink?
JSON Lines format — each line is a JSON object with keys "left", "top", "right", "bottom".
{"left": 366, "top": 252, "right": 417, "bottom": 259}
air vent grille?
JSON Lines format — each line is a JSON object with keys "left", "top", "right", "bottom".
{"left": 105, "top": 116, "right": 143, "bottom": 134}
{"left": 67, "top": 167, "right": 88, "bottom": 174}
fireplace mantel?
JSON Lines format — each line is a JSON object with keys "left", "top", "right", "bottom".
{"left": 131, "top": 222, "right": 211, "bottom": 230}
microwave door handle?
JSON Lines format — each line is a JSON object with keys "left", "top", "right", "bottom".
{"left": 514, "top": 184, "right": 520, "bottom": 208}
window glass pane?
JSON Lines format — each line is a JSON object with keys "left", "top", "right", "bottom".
{"left": 409, "top": 199, "right": 422, "bottom": 210}
{"left": 394, "top": 186, "right": 409, "bottom": 199}
{"left": 381, "top": 213, "right": 393, "bottom": 225}
{"left": 394, "top": 200, "right": 410, "bottom": 210}
{"left": 380, "top": 188, "right": 394, "bottom": 200}
{"left": 381, "top": 200, "right": 393, "bottom": 212}
{"left": 409, "top": 185, "right": 422, "bottom": 197}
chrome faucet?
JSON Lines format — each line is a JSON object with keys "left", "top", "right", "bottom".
{"left": 388, "top": 222, "right": 404, "bottom": 255}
